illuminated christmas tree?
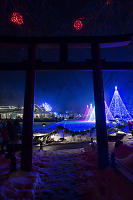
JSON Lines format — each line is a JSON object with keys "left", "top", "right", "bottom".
{"left": 88, "top": 106, "right": 95, "bottom": 122}
{"left": 82, "top": 105, "right": 89, "bottom": 120}
{"left": 105, "top": 101, "right": 114, "bottom": 121}
{"left": 108, "top": 86, "right": 132, "bottom": 121}
{"left": 88, "top": 101, "right": 114, "bottom": 122}
{"left": 86, "top": 104, "right": 93, "bottom": 120}
{"left": 83, "top": 104, "right": 94, "bottom": 120}
{"left": 42, "top": 102, "right": 52, "bottom": 111}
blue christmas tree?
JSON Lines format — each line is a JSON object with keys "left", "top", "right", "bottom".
{"left": 108, "top": 86, "right": 132, "bottom": 121}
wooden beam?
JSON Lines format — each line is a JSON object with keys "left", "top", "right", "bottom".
{"left": 21, "top": 44, "right": 36, "bottom": 171}
{"left": 60, "top": 43, "right": 68, "bottom": 63}
{"left": 91, "top": 43, "right": 109, "bottom": 169}
{"left": 0, "top": 61, "right": 132, "bottom": 71}
{"left": 0, "top": 34, "right": 132, "bottom": 47}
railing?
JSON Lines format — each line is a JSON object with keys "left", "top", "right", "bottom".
{"left": 110, "top": 152, "right": 133, "bottom": 184}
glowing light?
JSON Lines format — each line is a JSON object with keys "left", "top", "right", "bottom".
{"left": 83, "top": 104, "right": 94, "bottom": 121}
{"left": 86, "top": 104, "right": 93, "bottom": 121}
{"left": 54, "top": 112, "right": 58, "bottom": 117}
{"left": 11, "top": 12, "right": 24, "bottom": 25}
{"left": 115, "top": 86, "right": 117, "bottom": 91}
{"left": 74, "top": 19, "right": 83, "bottom": 31}
{"left": 84, "top": 86, "right": 132, "bottom": 122}
{"left": 42, "top": 102, "right": 52, "bottom": 112}
{"left": 88, "top": 107, "right": 95, "bottom": 122}
{"left": 105, "top": 101, "right": 114, "bottom": 121}
{"left": 83, "top": 101, "right": 114, "bottom": 122}
{"left": 106, "top": 0, "right": 112, "bottom": 6}
{"left": 82, "top": 105, "right": 89, "bottom": 120}
{"left": 108, "top": 86, "right": 132, "bottom": 121}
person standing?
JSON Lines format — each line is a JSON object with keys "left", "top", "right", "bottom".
{"left": 1, "top": 120, "right": 8, "bottom": 152}
{"left": 0, "top": 118, "right": 3, "bottom": 152}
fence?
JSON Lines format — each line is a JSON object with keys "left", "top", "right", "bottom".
{"left": 110, "top": 152, "right": 133, "bottom": 184}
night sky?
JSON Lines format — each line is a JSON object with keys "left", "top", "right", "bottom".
{"left": 0, "top": 68, "right": 133, "bottom": 114}
{"left": 0, "top": 1, "right": 133, "bottom": 113}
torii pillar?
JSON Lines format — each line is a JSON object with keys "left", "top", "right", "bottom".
{"left": 21, "top": 44, "right": 36, "bottom": 171}
{"left": 91, "top": 42, "right": 109, "bottom": 169}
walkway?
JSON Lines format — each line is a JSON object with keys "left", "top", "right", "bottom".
{"left": 37, "top": 148, "right": 82, "bottom": 200}
{"left": 1, "top": 141, "right": 133, "bottom": 199}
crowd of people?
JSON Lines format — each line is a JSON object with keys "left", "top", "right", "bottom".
{"left": 0, "top": 118, "right": 21, "bottom": 155}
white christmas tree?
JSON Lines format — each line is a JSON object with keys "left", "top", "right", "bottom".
{"left": 86, "top": 104, "right": 94, "bottom": 120}
{"left": 105, "top": 101, "right": 114, "bottom": 121}
{"left": 108, "top": 86, "right": 132, "bottom": 121}
{"left": 88, "top": 106, "right": 95, "bottom": 122}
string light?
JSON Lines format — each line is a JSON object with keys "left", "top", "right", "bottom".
{"left": 88, "top": 107, "right": 95, "bottom": 122}
{"left": 108, "top": 86, "right": 132, "bottom": 121}
{"left": 106, "top": 0, "right": 112, "bottom": 6}
{"left": 86, "top": 104, "right": 93, "bottom": 121}
{"left": 42, "top": 102, "right": 52, "bottom": 112}
{"left": 83, "top": 86, "right": 132, "bottom": 122}
{"left": 73, "top": 19, "right": 83, "bottom": 31}
{"left": 82, "top": 105, "right": 89, "bottom": 120}
{"left": 83, "top": 101, "right": 114, "bottom": 122}
{"left": 105, "top": 101, "right": 114, "bottom": 121}
{"left": 11, "top": 12, "right": 24, "bottom": 25}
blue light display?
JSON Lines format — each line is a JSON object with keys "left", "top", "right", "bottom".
{"left": 42, "top": 102, "right": 52, "bottom": 112}
{"left": 83, "top": 86, "right": 132, "bottom": 122}
{"left": 108, "top": 86, "right": 132, "bottom": 121}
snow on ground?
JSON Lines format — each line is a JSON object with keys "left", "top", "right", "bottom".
{"left": 1, "top": 138, "right": 133, "bottom": 199}
{"left": 50, "top": 134, "right": 92, "bottom": 142}
{"left": 0, "top": 148, "right": 84, "bottom": 200}
{"left": 0, "top": 154, "right": 10, "bottom": 187}
{"left": 75, "top": 147, "right": 133, "bottom": 200}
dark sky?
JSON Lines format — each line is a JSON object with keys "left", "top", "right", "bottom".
{"left": 0, "top": 67, "right": 133, "bottom": 114}
{"left": 1, "top": 1, "right": 133, "bottom": 36}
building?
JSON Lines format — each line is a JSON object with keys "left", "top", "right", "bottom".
{"left": 0, "top": 105, "right": 57, "bottom": 120}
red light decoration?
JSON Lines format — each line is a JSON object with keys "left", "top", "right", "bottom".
{"left": 106, "top": 0, "right": 112, "bottom": 6}
{"left": 11, "top": 12, "right": 24, "bottom": 25}
{"left": 74, "top": 19, "right": 83, "bottom": 31}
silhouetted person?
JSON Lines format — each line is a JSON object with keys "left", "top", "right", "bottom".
{"left": 7, "top": 120, "right": 15, "bottom": 141}
{"left": 40, "top": 141, "right": 43, "bottom": 151}
{"left": 1, "top": 121, "right": 8, "bottom": 153}
{"left": 6, "top": 120, "right": 15, "bottom": 156}
{"left": 0, "top": 118, "right": 3, "bottom": 152}
{"left": 10, "top": 153, "right": 16, "bottom": 172}
{"left": 90, "top": 137, "right": 96, "bottom": 149}
{"left": 91, "top": 137, "right": 93, "bottom": 143}
{"left": 13, "top": 119, "right": 21, "bottom": 140}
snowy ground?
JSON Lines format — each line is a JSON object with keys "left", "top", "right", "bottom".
{"left": 0, "top": 144, "right": 87, "bottom": 200}
{"left": 1, "top": 135, "right": 133, "bottom": 199}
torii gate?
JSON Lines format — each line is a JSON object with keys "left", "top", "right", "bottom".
{"left": 0, "top": 34, "right": 132, "bottom": 171}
